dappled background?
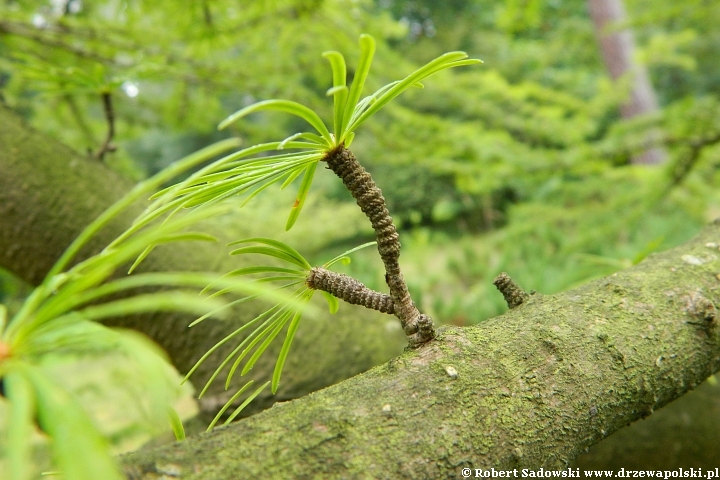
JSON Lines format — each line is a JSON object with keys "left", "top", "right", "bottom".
{"left": 1, "top": 0, "right": 719, "bottom": 470}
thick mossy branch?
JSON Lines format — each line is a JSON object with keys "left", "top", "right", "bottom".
{"left": 122, "top": 221, "right": 720, "bottom": 477}
{"left": 324, "top": 146, "right": 434, "bottom": 346}
{"left": 306, "top": 267, "right": 395, "bottom": 314}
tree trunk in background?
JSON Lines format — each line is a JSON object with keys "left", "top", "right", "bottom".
{"left": 588, "top": 0, "right": 666, "bottom": 165}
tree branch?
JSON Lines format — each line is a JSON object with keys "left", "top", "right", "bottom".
{"left": 324, "top": 146, "right": 434, "bottom": 346}
{"left": 94, "top": 91, "right": 116, "bottom": 161}
{"left": 306, "top": 266, "right": 395, "bottom": 314}
{"left": 4, "top": 104, "right": 720, "bottom": 471}
{"left": 666, "top": 131, "right": 720, "bottom": 190}
{"left": 123, "top": 220, "right": 720, "bottom": 476}
{"left": 0, "top": 20, "right": 116, "bottom": 64}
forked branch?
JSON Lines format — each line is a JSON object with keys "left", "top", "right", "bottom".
{"left": 323, "top": 146, "right": 435, "bottom": 347}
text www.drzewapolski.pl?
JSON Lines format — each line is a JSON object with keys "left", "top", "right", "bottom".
{"left": 461, "top": 468, "right": 720, "bottom": 479}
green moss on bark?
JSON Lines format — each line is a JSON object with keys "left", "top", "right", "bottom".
{"left": 122, "top": 221, "right": 720, "bottom": 476}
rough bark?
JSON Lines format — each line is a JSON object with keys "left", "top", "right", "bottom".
{"left": 0, "top": 104, "right": 406, "bottom": 417}
{"left": 588, "top": 0, "right": 666, "bottom": 165}
{"left": 122, "top": 221, "right": 720, "bottom": 477}
{"left": 574, "top": 378, "right": 720, "bottom": 469}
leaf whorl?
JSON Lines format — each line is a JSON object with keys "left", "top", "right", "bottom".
{"left": 306, "top": 267, "right": 394, "bottom": 314}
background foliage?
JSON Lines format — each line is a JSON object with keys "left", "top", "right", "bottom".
{"left": 1, "top": 0, "right": 719, "bottom": 474}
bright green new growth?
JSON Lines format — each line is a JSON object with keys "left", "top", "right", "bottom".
{"left": 181, "top": 238, "right": 377, "bottom": 430}
{"left": 0, "top": 34, "right": 481, "bottom": 479}
{"left": 149, "top": 34, "right": 481, "bottom": 231}
{"left": 0, "top": 140, "right": 303, "bottom": 480}
{"left": 167, "top": 405, "right": 186, "bottom": 441}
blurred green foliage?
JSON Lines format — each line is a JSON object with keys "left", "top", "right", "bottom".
{"left": 1, "top": 0, "right": 719, "bottom": 319}
{"left": 0, "top": 0, "right": 719, "bottom": 471}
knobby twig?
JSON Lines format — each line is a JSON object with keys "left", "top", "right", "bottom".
{"left": 306, "top": 267, "right": 394, "bottom": 314}
{"left": 322, "top": 146, "right": 434, "bottom": 347}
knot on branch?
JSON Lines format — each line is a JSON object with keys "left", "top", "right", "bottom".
{"left": 682, "top": 291, "right": 717, "bottom": 325}
{"left": 405, "top": 314, "right": 436, "bottom": 348}
{"left": 493, "top": 272, "right": 529, "bottom": 309}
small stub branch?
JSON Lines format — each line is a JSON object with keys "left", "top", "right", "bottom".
{"left": 95, "top": 91, "right": 116, "bottom": 161}
{"left": 323, "top": 146, "right": 435, "bottom": 347}
{"left": 493, "top": 272, "right": 529, "bottom": 309}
